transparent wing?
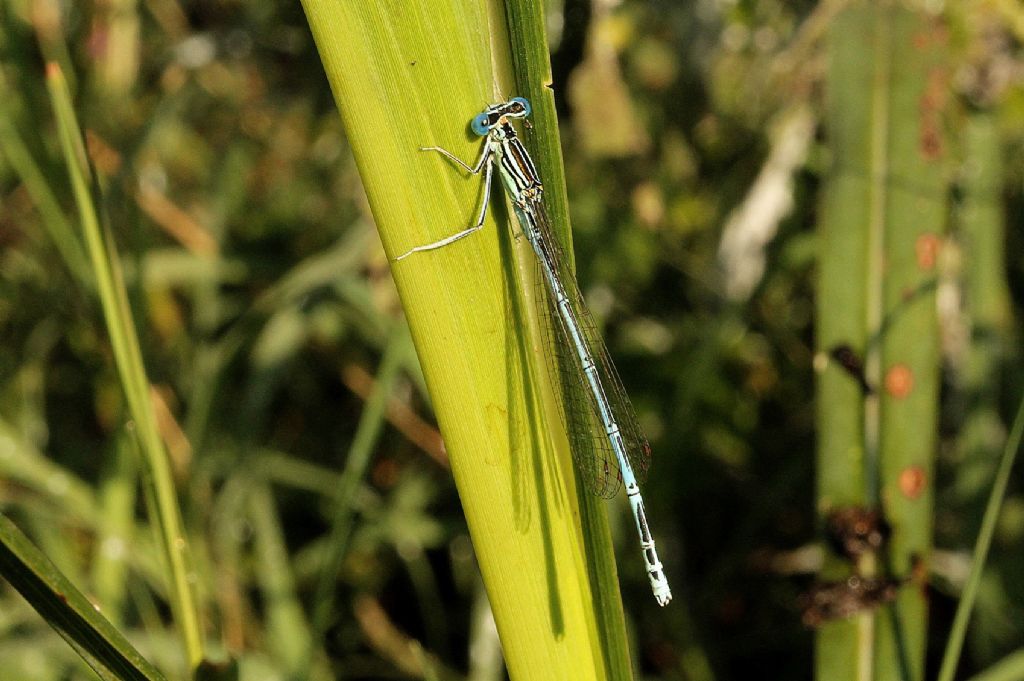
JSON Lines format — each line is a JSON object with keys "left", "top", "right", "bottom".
{"left": 523, "top": 197, "right": 651, "bottom": 499}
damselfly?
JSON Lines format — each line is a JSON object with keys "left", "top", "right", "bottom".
{"left": 396, "top": 97, "right": 671, "bottom": 606}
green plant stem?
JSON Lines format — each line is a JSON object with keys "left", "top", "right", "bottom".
{"left": 817, "top": 3, "right": 946, "bottom": 680}
{"left": 872, "top": 4, "right": 946, "bottom": 676}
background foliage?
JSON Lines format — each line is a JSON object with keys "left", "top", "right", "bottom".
{"left": 0, "top": 1, "right": 1022, "bottom": 680}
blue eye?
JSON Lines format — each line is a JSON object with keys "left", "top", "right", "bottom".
{"left": 471, "top": 113, "right": 490, "bottom": 136}
{"left": 511, "top": 97, "right": 531, "bottom": 116}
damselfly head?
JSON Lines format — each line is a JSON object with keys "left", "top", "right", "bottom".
{"left": 471, "top": 97, "right": 533, "bottom": 136}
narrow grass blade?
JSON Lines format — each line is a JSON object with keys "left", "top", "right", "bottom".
{"left": 248, "top": 483, "right": 314, "bottom": 677}
{"left": 936, "top": 102, "right": 1015, "bottom": 681}
{"left": 0, "top": 417, "right": 98, "bottom": 523}
{"left": 937, "top": 396, "right": 1024, "bottom": 681}
{"left": 45, "top": 62, "right": 205, "bottom": 670}
{"left": 0, "top": 513, "right": 167, "bottom": 681}
{"left": 91, "top": 430, "right": 140, "bottom": 625}
{"left": 0, "top": 78, "right": 90, "bottom": 284}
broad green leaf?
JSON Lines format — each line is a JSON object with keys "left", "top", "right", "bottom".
{"left": 299, "top": 1, "right": 632, "bottom": 678}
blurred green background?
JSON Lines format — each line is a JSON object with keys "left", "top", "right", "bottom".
{"left": 1, "top": 1, "right": 1023, "bottom": 680}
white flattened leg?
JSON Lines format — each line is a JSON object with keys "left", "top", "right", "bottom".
{"left": 395, "top": 146, "right": 495, "bottom": 261}
{"left": 419, "top": 136, "right": 492, "bottom": 174}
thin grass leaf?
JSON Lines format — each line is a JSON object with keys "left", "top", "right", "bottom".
{"left": 0, "top": 513, "right": 167, "bottom": 681}
{"left": 937, "top": 396, "right": 1024, "bottom": 681}
{"left": 0, "top": 417, "right": 98, "bottom": 524}
{"left": 0, "top": 76, "right": 91, "bottom": 284}
{"left": 248, "top": 483, "right": 314, "bottom": 678}
{"left": 45, "top": 62, "right": 205, "bottom": 670}
{"left": 935, "top": 101, "right": 1015, "bottom": 681}
{"left": 91, "top": 430, "right": 139, "bottom": 625}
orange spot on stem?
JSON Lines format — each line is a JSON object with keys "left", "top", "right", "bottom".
{"left": 919, "top": 67, "right": 947, "bottom": 161}
{"left": 899, "top": 467, "right": 927, "bottom": 499}
{"left": 915, "top": 233, "right": 941, "bottom": 270}
{"left": 885, "top": 364, "right": 914, "bottom": 399}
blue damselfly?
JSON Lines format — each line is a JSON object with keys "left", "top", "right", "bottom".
{"left": 397, "top": 97, "right": 671, "bottom": 606}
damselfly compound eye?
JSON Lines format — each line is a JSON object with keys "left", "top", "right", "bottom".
{"left": 471, "top": 113, "right": 491, "bottom": 136}
{"left": 510, "top": 97, "right": 531, "bottom": 117}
